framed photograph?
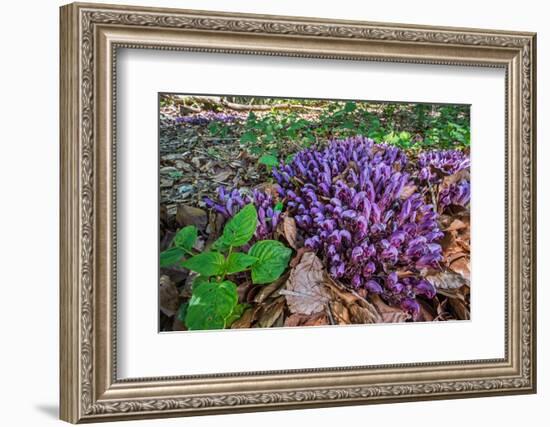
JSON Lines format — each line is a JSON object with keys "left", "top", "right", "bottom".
{"left": 60, "top": 2, "right": 537, "bottom": 423}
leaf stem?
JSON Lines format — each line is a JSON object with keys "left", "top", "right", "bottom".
{"left": 181, "top": 247, "right": 196, "bottom": 257}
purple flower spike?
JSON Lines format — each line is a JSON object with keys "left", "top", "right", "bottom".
{"left": 203, "top": 186, "right": 280, "bottom": 241}
{"left": 351, "top": 246, "right": 364, "bottom": 263}
{"left": 401, "top": 298, "right": 421, "bottom": 318}
{"left": 365, "top": 280, "right": 383, "bottom": 294}
{"left": 269, "top": 136, "right": 451, "bottom": 312}
{"left": 413, "top": 279, "right": 437, "bottom": 299}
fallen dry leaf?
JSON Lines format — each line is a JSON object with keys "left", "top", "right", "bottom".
{"left": 370, "top": 295, "right": 410, "bottom": 323}
{"left": 284, "top": 312, "right": 328, "bottom": 327}
{"left": 254, "top": 273, "right": 289, "bottom": 303}
{"left": 303, "top": 313, "right": 329, "bottom": 326}
{"left": 324, "top": 275, "right": 381, "bottom": 323}
{"left": 426, "top": 269, "right": 467, "bottom": 290}
{"left": 205, "top": 212, "right": 225, "bottom": 248}
{"left": 289, "top": 247, "right": 309, "bottom": 268}
{"left": 281, "top": 216, "right": 302, "bottom": 249}
{"left": 446, "top": 218, "right": 467, "bottom": 232}
{"left": 449, "top": 297, "right": 470, "bottom": 320}
{"left": 257, "top": 296, "right": 286, "bottom": 328}
{"left": 172, "top": 316, "right": 187, "bottom": 331}
{"left": 449, "top": 256, "right": 471, "bottom": 280}
{"left": 159, "top": 275, "right": 179, "bottom": 317}
{"left": 330, "top": 301, "right": 351, "bottom": 324}
{"left": 176, "top": 204, "right": 208, "bottom": 230}
{"left": 348, "top": 303, "right": 380, "bottom": 324}
{"left": 441, "top": 168, "right": 470, "bottom": 188}
{"left": 210, "top": 170, "right": 233, "bottom": 182}
{"left": 231, "top": 306, "right": 260, "bottom": 329}
{"left": 282, "top": 252, "right": 329, "bottom": 315}
{"left": 324, "top": 275, "right": 359, "bottom": 306}
{"left": 254, "top": 182, "right": 281, "bottom": 198}
{"left": 417, "top": 300, "right": 435, "bottom": 322}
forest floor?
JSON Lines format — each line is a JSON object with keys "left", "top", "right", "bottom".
{"left": 158, "top": 97, "right": 471, "bottom": 332}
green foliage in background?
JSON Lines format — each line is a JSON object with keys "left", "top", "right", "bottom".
{"left": 205, "top": 100, "right": 470, "bottom": 166}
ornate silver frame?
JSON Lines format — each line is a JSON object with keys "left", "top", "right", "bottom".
{"left": 60, "top": 2, "right": 537, "bottom": 423}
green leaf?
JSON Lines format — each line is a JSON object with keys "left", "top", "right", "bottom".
{"left": 173, "top": 225, "right": 197, "bottom": 251}
{"left": 226, "top": 252, "right": 258, "bottom": 275}
{"left": 160, "top": 247, "right": 185, "bottom": 267}
{"left": 258, "top": 154, "right": 279, "bottom": 166}
{"left": 168, "top": 170, "right": 183, "bottom": 180}
{"left": 220, "top": 204, "right": 258, "bottom": 247}
{"left": 399, "top": 131, "right": 411, "bottom": 141}
{"left": 258, "top": 154, "right": 279, "bottom": 167}
{"left": 177, "top": 302, "right": 189, "bottom": 324}
{"left": 212, "top": 237, "right": 230, "bottom": 253}
{"left": 274, "top": 201, "right": 284, "bottom": 212}
{"left": 285, "top": 154, "right": 295, "bottom": 164}
{"left": 181, "top": 251, "right": 225, "bottom": 277}
{"left": 341, "top": 120, "right": 355, "bottom": 130}
{"left": 185, "top": 281, "right": 238, "bottom": 330}
{"left": 192, "top": 275, "right": 210, "bottom": 291}
{"left": 225, "top": 303, "right": 248, "bottom": 327}
{"left": 344, "top": 101, "right": 357, "bottom": 113}
{"left": 248, "top": 240, "right": 292, "bottom": 284}
{"left": 240, "top": 131, "right": 257, "bottom": 144}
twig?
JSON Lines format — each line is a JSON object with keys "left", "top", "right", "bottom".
{"left": 188, "top": 96, "right": 323, "bottom": 112}
{"left": 427, "top": 179, "right": 437, "bottom": 208}
{"left": 326, "top": 305, "right": 336, "bottom": 325}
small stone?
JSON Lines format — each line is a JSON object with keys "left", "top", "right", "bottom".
{"left": 160, "top": 178, "right": 174, "bottom": 188}
{"left": 160, "top": 166, "right": 178, "bottom": 174}
{"left": 176, "top": 204, "right": 208, "bottom": 230}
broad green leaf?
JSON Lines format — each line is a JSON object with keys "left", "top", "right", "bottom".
{"left": 177, "top": 302, "right": 189, "bottom": 324}
{"left": 192, "top": 275, "right": 210, "bottom": 291}
{"left": 173, "top": 225, "right": 197, "bottom": 251}
{"left": 185, "top": 281, "right": 238, "bottom": 330}
{"left": 160, "top": 247, "right": 185, "bottom": 267}
{"left": 225, "top": 303, "right": 248, "bottom": 327}
{"left": 181, "top": 251, "right": 225, "bottom": 277}
{"left": 240, "top": 131, "right": 257, "bottom": 144}
{"left": 258, "top": 154, "right": 279, "bottom": 167}
{"left": 212, "top": 237, "right": 230, "bottom": 253}
{"left": 226, "top": 252, "right": 258, "bottom": 275}
{"left": 248, "top": 240, "right": 292, "bottom": 284}
{"left": 220, "top": 204, "right": 258, "bottom": 247}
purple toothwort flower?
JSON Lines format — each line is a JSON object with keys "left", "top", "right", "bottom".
{"left": 273, "top": 136, "right": 445, "bottom": 310}
{"left": 439, "top": 179, "right": 470, "bottom": 208}
{"left": 417, "top": 149, "right": 471, "bottom": 210}
{"left": 417, "top": 149, "right": 470, "bottom": 183}
{"left": 204, "top": 187, "right": 280, "bottom": 241}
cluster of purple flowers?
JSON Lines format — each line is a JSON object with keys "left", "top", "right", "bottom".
{"left": 273, "top": 136, "right": 443, "bottom": 316}
{"left": 418, "top": 149, "right": 470, "bottom": 182}
{"left": 417, "top": 149, "right": 471, "bottom": 208}
{"left": 204, "top": 187, "right": 280, "bottom": 240}
{"left": 439, "top": 180, "right": 470, "bottom": 208}
{"left": 201, "top": 137, "right": 470, "bottom": 317}
{"left": 175, "top": 112, "right": 245, "bottom": 126}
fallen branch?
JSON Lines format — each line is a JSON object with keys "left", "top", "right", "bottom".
{"left": 188, "top": 96, "right": 323, "bottom": 112}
